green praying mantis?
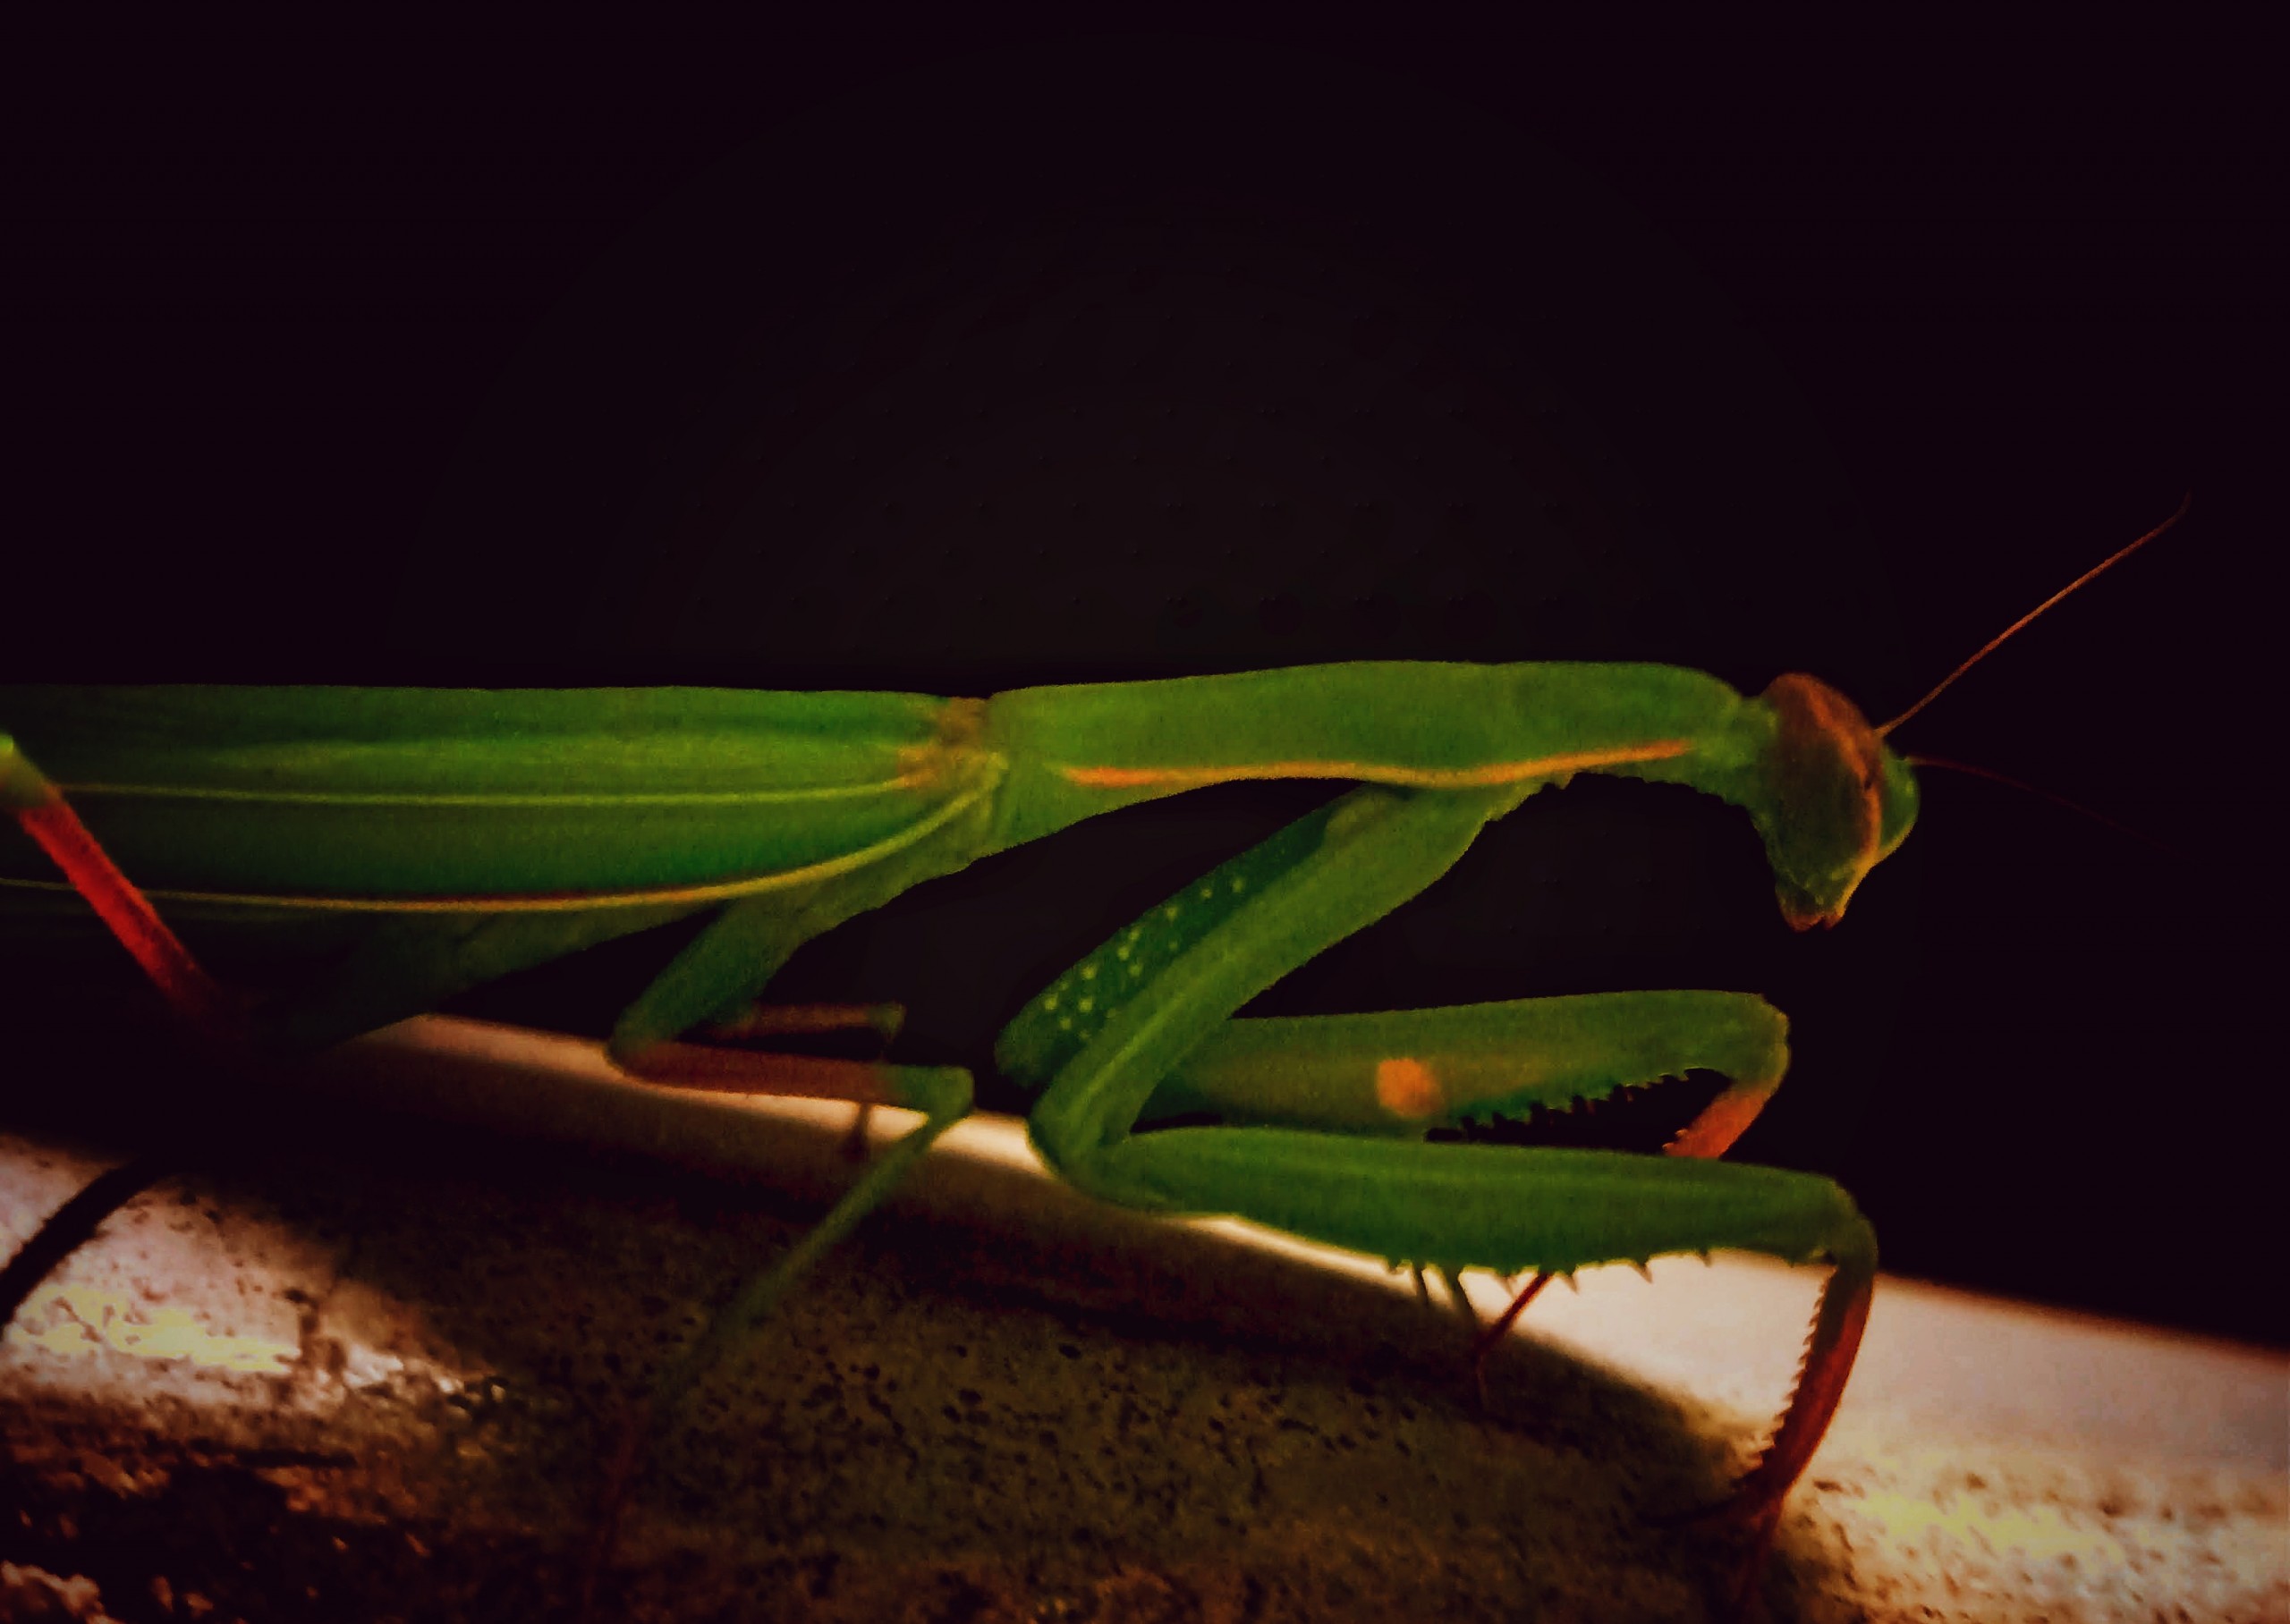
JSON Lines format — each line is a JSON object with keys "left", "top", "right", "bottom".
{"left": 0, "top": 501, "right": 2183, "bottom": 1612}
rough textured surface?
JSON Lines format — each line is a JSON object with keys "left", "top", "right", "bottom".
{"left": 3, "top": 1017, "right": 2285, "bottom": 1622}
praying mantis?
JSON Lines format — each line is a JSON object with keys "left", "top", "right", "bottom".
{"left": 0, "top": 502, "right": 2182, "bottom": 1615}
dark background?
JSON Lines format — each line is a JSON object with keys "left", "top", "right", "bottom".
{"left": 4, "top": 27, "right": 2277, "bottom": 1345}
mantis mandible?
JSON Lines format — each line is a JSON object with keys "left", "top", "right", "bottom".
{"left": 0, "top": 501, "right": 2182, "bottom": 1612}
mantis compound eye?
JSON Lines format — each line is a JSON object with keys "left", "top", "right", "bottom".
{"left": 1753, "top": 673, "right": 1916, "bottom": 929}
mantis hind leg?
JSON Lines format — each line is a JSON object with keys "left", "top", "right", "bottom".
{"left": 3, "top": 737, "right": 239, "bottom": 1043}
{"left": 2, "top": 741, "right": 246, "bottom": 1338}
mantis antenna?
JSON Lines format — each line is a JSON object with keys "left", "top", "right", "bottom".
{"left": 1893, "top": 752, "right": 2180, "bottom": 856}
{"left": 1876, "top": 491, "right": 2192, "bottom": 739}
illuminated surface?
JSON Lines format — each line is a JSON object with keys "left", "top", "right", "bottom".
{"left": 2, "top": 1015, "right": 2282, "bottom": 1620}
{"left": 9, "top": 1284, "right": 299, "bottom": 1374}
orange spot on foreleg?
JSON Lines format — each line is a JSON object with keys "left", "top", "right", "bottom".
{"left": 1374, "top": 1056, "right": 1445, "bottom": 1121}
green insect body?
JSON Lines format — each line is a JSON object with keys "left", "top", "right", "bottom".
{"left": 1, "top": 658, "right": 1918, "bottom": 1607}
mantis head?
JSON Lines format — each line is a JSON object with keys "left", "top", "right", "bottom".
{"left": 1745, "top": 495, "right": 2188, "bottom": 928}
{"left": 1750, "top": 672, "right": 1919, "bottom": 931}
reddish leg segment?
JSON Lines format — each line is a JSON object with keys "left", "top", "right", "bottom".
{"left": 699, "top": 1001, "right": 906, "bottom": 1047}
{"left": 1468, "top": 1270, "right": 1554, "bottom": 1403}
{"left": 4, "top": 751, "right": 240, "bottom": 1044}
{"left": 684, "top": 1002, "right": 906, "bottom": 1160}
{"left": 1462, "top": 1062, "right": 1843, "bottom": 1615}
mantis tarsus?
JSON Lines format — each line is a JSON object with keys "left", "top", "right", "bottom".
{"left": 0, "top": 501, "right": 2183, "bottom": 1614}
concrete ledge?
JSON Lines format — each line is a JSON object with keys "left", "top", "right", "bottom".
{"left": 4, "top": 1015, "right": 2284, "bottom": 1621}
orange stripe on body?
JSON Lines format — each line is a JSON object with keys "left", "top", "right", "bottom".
{"left": 1057, "top": 739, "right": 1693, "bottom": 791}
